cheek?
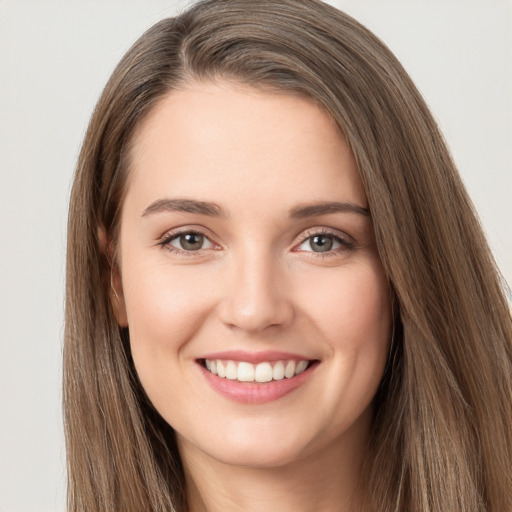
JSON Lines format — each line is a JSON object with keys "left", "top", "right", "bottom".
{"left": 295, "top": 261, "right": 391, "bottom": 431}
{"left": 121, "top": 261, "right": 219, "bottom": 418}
{"left": 296, "top": 260, "right": 391, "bottom": 349}
{"left": 121, "top": 259, "right": 217, "bottom": 363}
{"left": 297, "top": 258, "right": 391, "bottom": 409}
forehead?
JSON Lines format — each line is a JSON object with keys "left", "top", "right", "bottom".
{"left": 125, "top": 82, "right": 367, "bottom": 215}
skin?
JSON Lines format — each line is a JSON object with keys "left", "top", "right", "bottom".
{"left": 112, "top": 81, "right": 392, "bottom": 512}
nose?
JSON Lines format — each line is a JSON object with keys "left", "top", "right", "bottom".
{"left": 217, "top": 248, "right": 295, "bottom": 334}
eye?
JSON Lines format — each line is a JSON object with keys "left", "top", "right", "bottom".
{"left": 295, "top": 231, "right": 352, "bottom": 254}
{"left": 163, "top": 231, "right": 216, "bottom": 252}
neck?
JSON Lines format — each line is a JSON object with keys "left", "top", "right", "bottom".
{"left": 178, "top": 412, "right": 371, "bottom": 512}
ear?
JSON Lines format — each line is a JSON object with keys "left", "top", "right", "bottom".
{"left": 97, "top": 225, "right": 128, "bottom": 328}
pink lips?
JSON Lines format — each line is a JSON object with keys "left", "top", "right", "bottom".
{"left": 200, "top": 350, "right": 312, "bottom": 364}
{"left": 197, "top": 350, "right": 318, "bottom": 404}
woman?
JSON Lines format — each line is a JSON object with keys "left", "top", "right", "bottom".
{"left": 64, "top": 0, "right": 512, "bottom": 510}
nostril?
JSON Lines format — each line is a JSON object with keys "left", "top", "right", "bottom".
{"left": 218, "top": 295, "right": 295, "bottom": 334}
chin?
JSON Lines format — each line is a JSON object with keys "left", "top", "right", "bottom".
{"left": 204, "top": 439, "right": 310, "bottom": 469}
{"left": 177, "top": 416, "right": 329, "bottom": 470}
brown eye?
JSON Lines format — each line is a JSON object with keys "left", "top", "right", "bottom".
{"left": 296, "top": 231, "right": 351, "bottom": 255}
{"left": 180, "top": 233, "right": 204, "bottom": 250}
{"left": 309, "top": 235, "right": 334, "bottom": 253}
{"left": 168, "top": 232, "right": 214, "bottom": 251}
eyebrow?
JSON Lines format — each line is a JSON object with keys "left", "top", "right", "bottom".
{"left": 142, "top": 198, "right": 225, "bottom": 217}
{"left": 289, "top": 201, "right": 370, "bottom": 218}
{"left": 141, "top": 198, "right": 370, "bottom": 219}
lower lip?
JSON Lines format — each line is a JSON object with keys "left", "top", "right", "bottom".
{"left": 198, "top": 362, "right": 318, "bottom": 404}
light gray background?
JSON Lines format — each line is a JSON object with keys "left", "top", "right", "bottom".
{"left": 0, "top": 1, "right": 510, "bottom": 511}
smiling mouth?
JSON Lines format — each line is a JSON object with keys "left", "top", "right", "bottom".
{"left": 199, "top": 358, "right": 317, "bottom": 383}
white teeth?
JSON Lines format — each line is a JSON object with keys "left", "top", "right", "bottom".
{"left": 237, "top": 362, "right": 255, "bottom": 382}
{"left": 204, "top": 358, "right": 311, "bottom": 382}
{"left": 255, "top": 362, "right": 273, "bottom": 383}
{"left": 272, "top": 361, "right": 285, "bottom": 381}
{"left": 226, "top": 361, "right": 237, "bottom": 380}
{"left": 295, "top": 360, "right": 308, "bottom": 375}
{"left": 284, "top": 360, "right": 295, "bottom": 378}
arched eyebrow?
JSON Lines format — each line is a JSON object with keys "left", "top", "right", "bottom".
{"left": 142, "top": 198, "right": 225, "bottom": 217}
{"left": 142, "top": 198, "right": 370, "bottom": 219}
{"left": 289, "top": 201, "right": 370, "bottom": 218}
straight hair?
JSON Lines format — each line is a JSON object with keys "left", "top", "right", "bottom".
{"left": 64, "top": 1, "right": 512, "bottom": 510}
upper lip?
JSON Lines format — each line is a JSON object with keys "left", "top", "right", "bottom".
{"left": 199, "top": 350, "right": 317, "bottom": 364}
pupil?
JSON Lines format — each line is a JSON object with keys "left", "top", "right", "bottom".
{"left": 310, "top": 235, "right": 333, "bottom": 253}
{"left": 181, "top": 233, "right": 203, "bottom": 250}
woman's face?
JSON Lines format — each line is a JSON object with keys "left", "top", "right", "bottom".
{"left": 114, "top": 82, "right": 392, "bottom": 468}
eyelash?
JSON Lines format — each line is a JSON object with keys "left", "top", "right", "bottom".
{"left": 158, "top": 228, "right": 216, "bottom": 257}
{"left": 157, "top": 227, "right": 354, "bottom": 257}
{"left": 296, "top": 229, "right": 354, "bottom": 257}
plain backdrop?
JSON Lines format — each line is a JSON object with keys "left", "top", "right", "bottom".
{"left": 0, "top": 1, "right": 510, "bottom": 511}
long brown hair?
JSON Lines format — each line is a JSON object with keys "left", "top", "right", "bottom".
{"left": 64, "top": 1, "right": 512, "bottom": 510}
